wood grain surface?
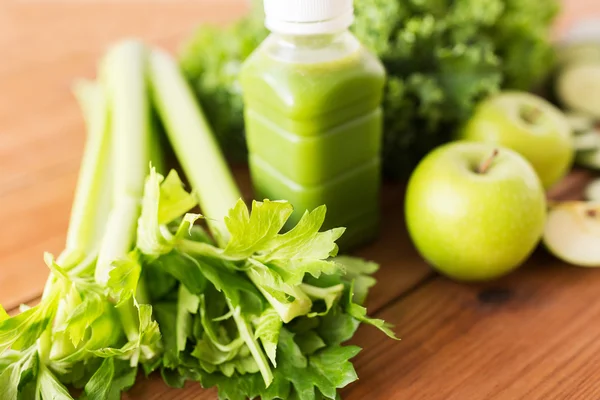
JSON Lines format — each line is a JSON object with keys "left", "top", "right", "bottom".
{"left": 1, "top": 1, "right": 600, "bottom": 399}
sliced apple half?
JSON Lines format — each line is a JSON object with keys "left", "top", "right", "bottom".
{"left": 585, "top": 178, "right": 600, "bottom": 201}
{"left": 556, "top": 42, "right": 600, "bottom": 67}
{"left": 566, "top": 112, "right": 596, "bottom": 133}
{"left": 557, "top": 61, "right": 600, "bottom": 119}
{"left": 544, "top": 201, "right": 600, "bottom": 267}
{"left": 573, "top": 130, "right": 600, "bottom": 151}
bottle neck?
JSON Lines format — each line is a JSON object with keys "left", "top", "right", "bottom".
{"left": 262, "top": 30, "right": 361, "bottom": 65}
{"left": 272, "top": 31, "right": 349, "bottom": 48}
{"left": 265, "top": 10, "right": 354, "bottom": 36}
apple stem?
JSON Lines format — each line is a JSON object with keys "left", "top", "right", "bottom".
{"left": 520, "top": 104, "right": 543, "bottom": 125}
{"left": 477, "top": 149, "right": 499, "bottom": 174}
{"left": 586, "top": 208, "right": 597, "bottom": 218}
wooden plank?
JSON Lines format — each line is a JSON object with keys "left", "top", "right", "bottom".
{"left": 344, "top": 252, "right": 600, "bottom": 400}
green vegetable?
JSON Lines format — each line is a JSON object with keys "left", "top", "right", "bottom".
{"left": 0, "top": 40, "right": 162, "bottom": 399}
{"left": 1, "top": 38, "right": 395, "bottom": 399}
{"left": 148, "top": 47, "right": 397, "bottom": 398}
{"left": 179, "top": 0, "right": 559, "bottom": 178}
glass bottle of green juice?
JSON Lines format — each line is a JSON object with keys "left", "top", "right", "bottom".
{"left": 240, "top": 0, "right": 386, "bottom": 249}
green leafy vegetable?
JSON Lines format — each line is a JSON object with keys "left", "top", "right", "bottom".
{"left": 148, "top": 46, "right": 397, "bottom": 399}
{"left": 37, "top": 363, "right": 73, "bottom": 400}
{"left": 84, "top": 357, "right": 115, "bottom": 400}
{"left": 253, "top": 307, "right": 281, "bottom": 367}
{"left": 344, "top": 283, "right": 396, "bottom": 340}
{"left": 1, "top": 39, "right": 396, "bottom": 400}
{"left": 93, "top": 302, "right": 162, "bottom": 367}
{"left": 0, "top": 362, "right": 20, "bottom": 400}
{"left": 0, "top": 289, "right": 60, "bottom": 353}
{"left": 0, "top": 305, "right": 8, "bottom": 322}
{"left": 0, "top": 39, "right": 162, "bottom": 399}
{"left": 176, "top": 285, "right": 200, "bottom": 352}
{"left": 107, "top": 252, "right": 142, "bottom": 307}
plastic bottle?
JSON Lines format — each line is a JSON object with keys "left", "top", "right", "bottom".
{"left": 240, "top": 0, "right": 386, "bottom": 249}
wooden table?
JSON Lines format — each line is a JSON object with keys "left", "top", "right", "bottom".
{"left": 1, "top": 1, "right": 600, "bottom": 399}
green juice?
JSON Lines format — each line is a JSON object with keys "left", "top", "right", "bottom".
{"left": 240, "top": 27, "right": 386, "bottom": 248}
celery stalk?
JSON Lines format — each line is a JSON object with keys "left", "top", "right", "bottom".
{"left": 149, "top": 49, "right": 275, "bottom": 385}
{"left": 148, "top": 50, "right": 312, "bottom": 323}
{"left": 95, "top": 40, "right": 154, "bottom": 342}
{"left": 60, "top": 80, "right": 113, "bottom": 266}
{"left": 42, "top": 79, "right": 111, "bottom": 301}
{"left": 148, "top": 49, "right": 239, "bottom": 246}
{"left": 39, "top": 79, "right": 113, "bottom": 363}
{"left": 95, "top": 40, "right": 151, "bottom": 286}
{"left": 149, "top": 113, "right": 167, "bottom": 175}
{"left": 229, "top": 299, "right": 274, "bottom": 386}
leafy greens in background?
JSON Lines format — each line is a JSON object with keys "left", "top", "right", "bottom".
{"left": 179, "top": 0, "right": 560, "bottom": 178}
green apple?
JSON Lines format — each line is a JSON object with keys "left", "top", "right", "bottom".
{"left": 405, "top": 141, "right": 547, "bottom": 281}
{"left": 543, "top": 201, "right": 600, "bottom": 267}
{"left": 457, "top": 91, "right": 574, "bottom": 189}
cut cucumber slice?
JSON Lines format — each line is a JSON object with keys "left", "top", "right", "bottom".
{"left": 573, "top": 130, "right": 600, "bottom": 151}
{"left": 576, "top": 147, "right": 600, "bottom": 169}
{"left": 557, "top": 62, "right": 600, "bottom": 119}
{"left": 585, "top": 178, "right": 600, "bottom": 201}
{"left": 565, "top": 112, "right": 596, "bottom": 133}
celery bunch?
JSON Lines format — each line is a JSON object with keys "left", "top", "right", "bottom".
{"left": 0, "top": 40, "right": 162, "bottom": 400}
{"left": 0, "top": 40, "right": 396, "bottom": 400}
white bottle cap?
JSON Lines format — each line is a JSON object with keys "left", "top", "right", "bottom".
{"left": 263, "top": 0, "right": 354, "bottom": 35}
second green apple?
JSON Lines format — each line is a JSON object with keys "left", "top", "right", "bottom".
{"left": 457, "top": 91, "right": 574, "bottom": 189}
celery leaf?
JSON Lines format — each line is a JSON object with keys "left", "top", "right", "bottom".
{"left": 0, "top": 305, "right": 8, "bottom": 322}
{"left": 61, "top": 291, "right": 106, "bottom": 347}
{"left": 223, "top": 199, "right": 293, "bottom": 259}
{"left": 137, "top": 168, "right": 199, "bottom": 258}
{"left": 300, "top": 284, "right": 345, "bottom": 318}
{"left": 253, "top": 307, "right": 281, "bottom": 367}
{"left": 153, "top": 301, "right": 179, "bottom": 369}
{"left": 137, "top": 168, "right": 177, "bottom": 257}
{"left": 84, "top": 357, "right": 114, "bottom": 400}
{"left": 107, "top": 252, "right": 141, "bottom": 307}
{"left": 334, "top": 256, "right": 378, "bottom": 305}
{"left": 0, "top": 290, "right": 59, "bottom": 353}
{"left": 222, "top": 200, "right": 344, "bottom": 288}
{"left": 317, "top": 306, "right": 360, "bottom": 346}
{"left": 261, "top": 206, "right": 344, "bottom": 263}
{"left": 36, "top": 364, "right": 74, "bottom": 400}
{"left": 176, "top": 285, "right": 200, "bottom": 352}
{"left": 294, "top": 331, "right": 326, "bottom": 356}
{"left": 269, "top": 329, "right": 360, "bottom": 400}
{"left": 93, "top": 303, "right": 161, "bottom": 366}
{"left": 149, "top": 251, "right": 207, "bottom": 295}
{"left": 0, "top": 362, "right": 20, "bottom": 400}
{"left": 158, "top": 170, "right": 198, "bottom": 225}
{"left": 345, "top": 283, "right": 398, "bottom": 340}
